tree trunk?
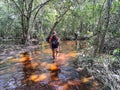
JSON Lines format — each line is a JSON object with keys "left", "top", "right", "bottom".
{"left": 80, "top": 21, "right": 83, "bottom": 33}
{"left": 93, "top": 0, "right": 106, "bottom": 56}
{"left": 98, "top": 0, "right": 111, "bottom": 53}
{"left": 11, "top": 0, "right": 52, "bottom": 44}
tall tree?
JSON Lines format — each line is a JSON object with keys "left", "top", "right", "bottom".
{"left": 10, "top": 0, "right": 52, "bottom": 44}
{"left": 98, "top": 0, "right": 112, "bottom": 53}
{"left": 93, "top": 0, "right": 112, "bottom": 55}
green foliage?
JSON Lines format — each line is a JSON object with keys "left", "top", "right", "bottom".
{"left": 113, "top": 48, "right": 120, "bottom": 57}
{"left": 108, "top": 0, "right": 120, "bottom": 38}
{"left": 0, "top": 0, "right": 119, "bottom": 44}
{"left": 0, "top": 0, "right": 21, "bottom": 38}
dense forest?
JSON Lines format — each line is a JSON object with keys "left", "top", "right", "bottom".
{"left": 0, "top": 0, "right": 120, "bottom": 90}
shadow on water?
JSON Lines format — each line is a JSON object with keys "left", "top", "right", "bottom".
{"left": 0, "top": 41, "right": 101, "bottom": 90}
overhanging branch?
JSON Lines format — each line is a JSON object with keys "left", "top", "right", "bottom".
{"left": 30, "top": 0, "right": 52, "bottom": 13}
{"left": 49, "top": 7, "right": 71, "bottom": 36}
{"left": 10, "top": 0, "right": 22, "bottom": 13}
{"left": 10, "top": 0, "right": 28, "bottom": 18}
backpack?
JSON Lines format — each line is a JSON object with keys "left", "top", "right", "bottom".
{"left": 46, "top": 35, "right": 50, "bottom": 43}
{"left": 51, "top": 35, "right": 59, "bottom": 45}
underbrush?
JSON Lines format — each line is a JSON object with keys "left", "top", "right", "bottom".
{"left": 76, "top": 54, "right": 120, "bottom": 90}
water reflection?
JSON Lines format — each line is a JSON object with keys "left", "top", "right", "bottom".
{"left": 49, "top": 62, "right": 60, "bottom": 81}
{"left": 21, "top": 52, "right": 34, "bottom": 86}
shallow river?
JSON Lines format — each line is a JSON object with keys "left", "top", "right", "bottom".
{"left": 0, "top": 41, "right": 101, "bottom": 90}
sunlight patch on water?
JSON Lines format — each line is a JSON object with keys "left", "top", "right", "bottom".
{"left": 41, "top": 62, "right": 51, "bottom": 69}
{"left": 31, "top": 62, "right": 39, "bottom": 68}
{"left": 56, "top": 54, "right": 70, "bottom": 65}
{"left": 42, "top": 48, "right": 51, "bottom": 54}
{"left": 68, "top": 80, "right": 80, "bottom": 85}
{"left": 50, "top": 63, "right": 59, "bottom": 71}
{"left": 56, "top": 51, "right": 78, "bottom": 66}
{"left": 29, "top": 73, "right": 50, "bottom": 82}
{"left": 19, "top": 55, "right": 32, "bottom": 62}
{"left": 40, "top": 62, "right": 59, "bottom": 71}
{"left": 81, "top": 76, "right": 94, "bottom": 83}
{"left": 9, "top": 57, "right": 18, "bottom": 63}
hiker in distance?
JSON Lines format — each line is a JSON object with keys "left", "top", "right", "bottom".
{"left": 49, "top": 31, "right": 60, "bottom": 59}
{"left": 74, "top": 31, "right": 79, "bottom": 45}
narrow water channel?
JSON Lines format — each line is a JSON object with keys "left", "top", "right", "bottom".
{"left": 0, "top": 41, "right": 101, "bottom": 90}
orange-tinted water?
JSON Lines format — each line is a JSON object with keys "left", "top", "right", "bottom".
{"left": 0, "top": 41, "right": 101, "bottom": 90}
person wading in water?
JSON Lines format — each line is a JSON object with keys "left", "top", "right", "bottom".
{"left": 49, "top": 31, "right": 60, "bottom": 59}
{"left": 74, "top": 31, "right": 78, "bottom": 45}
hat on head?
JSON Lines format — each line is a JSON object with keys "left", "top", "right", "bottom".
{"left": 53, "top": 31, "right": 56, "bottom": 35}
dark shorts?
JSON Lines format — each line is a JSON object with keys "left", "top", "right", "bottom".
{"left": 52, "top": 43, "right": 59, "bottom": 49}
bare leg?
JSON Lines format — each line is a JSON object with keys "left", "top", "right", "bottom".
{"left": 52, "top": 49, "right": 55, "bottom": 59}
{"left": 56, "top": 49, "right": 58, "bottom": 57}
{"left": 56, "top": 46, "right": 60, "bottom": 57}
